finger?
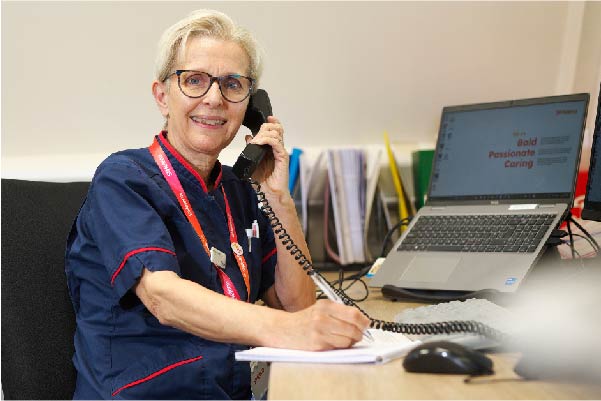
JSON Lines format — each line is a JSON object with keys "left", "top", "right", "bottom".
{"left": 251, "top": 133, "right": 286, "bottom": 154}
{"left": 307, "top": 313, "right": 364, "bottom": 349}
{"left": 253, "top": 129, "right": 282, "bottom": 142}
{"left": 328, "top": 303, "right": 371, "bottom": 332}
{"left": 247, "top": 131, "right": 278, "bottom": 145}
{"left": 321, "top": 332, "right": 359, "bottom": 350}
{"left": 251, "top": 127, "right": 283, "bottom": 145}
{"left": 313, "top": 301, "right": 369, "bottom": 343}
{"left": 303, "top": 314, "right": 361, "bottom": 350}
{"left": 257, "top": 124, "right": 284, "bottom": 139}
{"left": 328, "top": 319, "right": 365, "bottom": 345}
{"left": 267, "top": 116, "right": 280, "bottom": 125}
{"left": 259, "top": 119, "right": 284, "bottom": 135}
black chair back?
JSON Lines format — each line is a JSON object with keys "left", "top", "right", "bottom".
{"left": 1, "top": 179, "right": 89, "bottom": 400}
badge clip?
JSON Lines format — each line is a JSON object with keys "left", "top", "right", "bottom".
{"left": 231, "top": 242, "right": 244, "bottom": 256}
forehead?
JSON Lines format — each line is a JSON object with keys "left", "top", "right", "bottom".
{"left": 179, "top": 36, "right": 250, "bottom": 75}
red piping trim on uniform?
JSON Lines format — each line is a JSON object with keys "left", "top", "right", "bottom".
{"left": 158, "top": 132, "right": 209, "bottom": 193}
{"left": 111, "top": 247, "right": 176, "bottom": 285}
{"left": 111, "top": 355, "right": 202, "bottom": 396}
{"left": 262, "top": 247, "right": 277, "bottom": 265}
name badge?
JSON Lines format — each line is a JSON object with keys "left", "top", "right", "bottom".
{"left": 250, "top": 361, "right": 270, "bottom": 400}
{"left": 210, "top": 247, "right": 227, "bottom": 269}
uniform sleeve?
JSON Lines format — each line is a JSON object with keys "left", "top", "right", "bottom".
{"left": 86, "top": 157, "right": 180, "bottom": 299}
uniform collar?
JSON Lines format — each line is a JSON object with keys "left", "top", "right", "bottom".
{"left": 157, "top": 131, "right": 223, "bottom": 193}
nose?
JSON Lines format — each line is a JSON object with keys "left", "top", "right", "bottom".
{"left": 202, "top": 81, "right": 223, "bottom": 107}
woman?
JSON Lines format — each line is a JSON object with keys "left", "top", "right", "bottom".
{"left": 65, "top": 9, "right": 369, "bottom": 400}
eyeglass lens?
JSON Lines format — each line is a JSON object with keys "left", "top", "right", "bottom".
{"left": 178, "top": 71, "right": 251, "bottom": 102}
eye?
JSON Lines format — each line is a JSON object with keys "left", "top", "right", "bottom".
{"left": 222, "top": 76, "right": 243, "bottom": 91}
{"left": 184, "top": 73, "right": 208, "bottom": 87}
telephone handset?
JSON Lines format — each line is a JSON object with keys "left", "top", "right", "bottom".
{"left": 235, "top": 92, "right": 504, "bottom": 343}
{"left": 232, "top": 89, "right": 273, "bottom": 180}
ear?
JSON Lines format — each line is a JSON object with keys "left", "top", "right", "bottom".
{"left": 152, "top": 80, "right": 170, "bottom": 118}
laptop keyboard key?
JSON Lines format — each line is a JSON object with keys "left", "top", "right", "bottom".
{"left": 427, "top": 245, "right": 463, "bottom": 252}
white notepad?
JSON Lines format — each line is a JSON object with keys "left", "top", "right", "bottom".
{"left": 235, "top": 329, "right": 419, "bottom": 365}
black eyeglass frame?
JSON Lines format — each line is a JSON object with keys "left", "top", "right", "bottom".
{"left": 165, "top": 70, "right": 255, "bottom": 103}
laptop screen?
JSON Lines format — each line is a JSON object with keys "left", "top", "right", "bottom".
{"left": 428, "top": 94, "right": 589, "bottom": 203}
{"left": 582, "top": 83, "right": 601, "bottom": 221}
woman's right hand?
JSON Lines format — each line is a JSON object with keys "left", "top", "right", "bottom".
{"left": 270, "top": 299, "right": 371, "bottom": 351}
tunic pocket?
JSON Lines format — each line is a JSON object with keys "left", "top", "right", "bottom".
{"left": 110, "top": 340, "right": 249, "bottom": 400}
{"left": 111, "top": 343, "right": 204, "bottom": 400}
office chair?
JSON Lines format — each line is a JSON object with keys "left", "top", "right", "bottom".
{"left": 1, "top": 179, "right": 89, "bottom": 400}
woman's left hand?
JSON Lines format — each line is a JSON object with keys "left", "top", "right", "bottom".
{"left": 245, "top": 116, "right": 289, "bottom": 194}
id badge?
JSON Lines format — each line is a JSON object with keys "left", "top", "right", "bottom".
{"left": 210, "top": 247, "right": 227, "bottom": 269}
{"left": 250, "top": 360, "right": 270, "bottom": 400}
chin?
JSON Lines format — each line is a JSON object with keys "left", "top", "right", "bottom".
{"left": 191, "top": 138, "right": 230, "bottom": 155}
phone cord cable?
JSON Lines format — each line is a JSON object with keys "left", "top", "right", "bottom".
{"left": 250, "top": 179, "right": 507, "bottom": 342}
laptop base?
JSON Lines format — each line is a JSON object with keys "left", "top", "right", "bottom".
{"left": 381, "top": 285, "right": 507, "bottom": 304}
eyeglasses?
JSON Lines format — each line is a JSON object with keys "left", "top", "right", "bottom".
{"left": 166, "top": 70, "right": 254, "bottom": 103}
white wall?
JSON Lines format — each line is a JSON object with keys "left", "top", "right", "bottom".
{"left": 2, "top": 1, "right": 600, "bottom": 181}
{"left": 572, "top": 1, "right": 601, "bottom": 170}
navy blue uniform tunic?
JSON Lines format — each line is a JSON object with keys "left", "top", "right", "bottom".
{"left": 65, "top": 133, "right": 277, "bottom": 399}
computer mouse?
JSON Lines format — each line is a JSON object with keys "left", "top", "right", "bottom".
{"left": 403, "top": 340, "right": 494, "bottom": 375}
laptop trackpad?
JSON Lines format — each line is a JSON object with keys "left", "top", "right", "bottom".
{"left": 400, "top": 256, "right": 461, "bottom": 283}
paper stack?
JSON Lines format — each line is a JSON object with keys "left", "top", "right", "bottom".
{"left": 326, "top": 149, "right": 382, "bottom": 265}
{"left": 235, "top": 329, "right": 418, "bottom": 365}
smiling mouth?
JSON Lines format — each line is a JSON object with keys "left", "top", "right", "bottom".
{"left": 191, "top": 116, "right": 227, "bottom": 126}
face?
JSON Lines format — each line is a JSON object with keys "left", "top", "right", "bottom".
{"left": 153, "top": 36, "right": 250, "bottom": 160}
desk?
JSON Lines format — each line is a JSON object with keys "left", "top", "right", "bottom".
{"left": 268, "top": 283, "right": 601, "bottom": 399}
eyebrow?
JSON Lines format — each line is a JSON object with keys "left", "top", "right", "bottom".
{"left": 181, "top": 69, "right": 246, "bottom": 77}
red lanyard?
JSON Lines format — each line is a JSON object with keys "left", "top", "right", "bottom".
{"left": 149, "top": 138, "right": 251, "bottom": 301}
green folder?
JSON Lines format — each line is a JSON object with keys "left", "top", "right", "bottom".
{"left": 411, "top": 150, "right": 435, "bottom": 211}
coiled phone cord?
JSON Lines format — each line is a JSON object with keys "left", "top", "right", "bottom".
{"left": 251, "top": 179, "right": 507, "bottom": 342}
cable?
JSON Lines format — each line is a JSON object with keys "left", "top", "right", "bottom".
{"left": 568, "top": 215, "right": 600, "bottom": 252}
{"left": 566, "top": 212, "right": 576, "bottom": 259}
{"left": 326, "top": 192, "right": 409, "bottom": 297}
{"left": 379, "top": 218, "right": 412, "bottom": 258}
{"left": 343, "top": 277, "right": 369, "bottom": 302}
{"left": 572, "top": 234, "right": 599, "bottom": 255}
{"left": 321, "top": 216, "right": 411, "bottom": 302}
{"left": 563, "top": 213, "right": 600, "bottom": 259}
{"left": 327, "top": 269, "right": 370, "bottom": 302}
{"left": 250, "top": 179, "right": 505, "bottom": 341}
{"left": 341, "top": 265, "right": 372, "bottom": 281}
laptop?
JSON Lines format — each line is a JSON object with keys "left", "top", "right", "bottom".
{"left": 370, "top": 93, "right": 590, "bottom": 293}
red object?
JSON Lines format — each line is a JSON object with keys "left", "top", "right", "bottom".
{"left": 149, "top": 137, "right": 247, "bottom": 301}
{"left": 561, "top": 170, "right": 588, "bottom": 228}
{"left": 111, "top": 355, "right": 203, "bottom": 396}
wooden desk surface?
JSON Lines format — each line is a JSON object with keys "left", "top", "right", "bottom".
{"left": 268, "top": 278, "right": 601, "bottom": 399}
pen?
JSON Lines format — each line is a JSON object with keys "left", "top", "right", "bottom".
{"left": 311, "top": 273, "right": 374, "bottom": 343}
{"left": 252, "top": 220, "right": 259, "bottom": 238}
{"left": 245, "top": 229, "right": 252, "bottom": 253}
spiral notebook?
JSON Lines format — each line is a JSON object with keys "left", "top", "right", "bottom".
{"left": 235, "top": 329, "right": 418, "bottom": 365}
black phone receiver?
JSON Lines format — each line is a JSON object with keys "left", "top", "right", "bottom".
{"left": 233, "top": 89, "right": 273, "bottom": 180}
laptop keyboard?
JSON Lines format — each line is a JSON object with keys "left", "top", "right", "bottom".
{"left": 398, "top": 213, "right": 556, "bottom": 253}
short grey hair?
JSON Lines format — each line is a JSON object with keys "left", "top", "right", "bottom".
{"left": 155, "top": 9, "right": 263, "bottom": 90}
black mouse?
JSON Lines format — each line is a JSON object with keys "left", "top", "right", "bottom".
{"left": 403, "top": 340, "right": 494, "bottom": 375}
